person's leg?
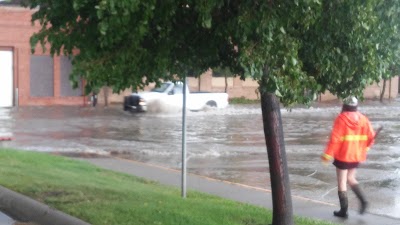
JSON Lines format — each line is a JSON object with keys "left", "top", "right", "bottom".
{"left": 348, "top": 168, "right": 368, "bottom": 214}
{"left": 334, "top": 168, "right": 348, "bottom": 218}
{"left": 337, "top": 168, "right": 348, "bottom": 191}
{"left": 347, "top": 168, "right": 358, "bottom": 186}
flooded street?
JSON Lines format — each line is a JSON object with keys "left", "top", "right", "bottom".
{"left": 1, "top": 99, "right": 399, "bottom": 219}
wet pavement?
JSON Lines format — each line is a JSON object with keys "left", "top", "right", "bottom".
{"left": 0, "top": 213, "right": 13, "bottom": 225}
{"left": 0, "top": 98, "right": 400, "bottom": 220}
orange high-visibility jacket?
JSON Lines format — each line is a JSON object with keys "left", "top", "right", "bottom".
{"left": 322, "top": 111, "right": 375, "bottom": 163}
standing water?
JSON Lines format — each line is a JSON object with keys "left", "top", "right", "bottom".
{"left": 0, "top": 98, "right": 399, "bottom": 219}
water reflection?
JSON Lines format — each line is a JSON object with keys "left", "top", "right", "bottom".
{"left": 0, "top": 99, "right": 399, "bottom": 218}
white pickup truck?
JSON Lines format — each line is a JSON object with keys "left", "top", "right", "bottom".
{"left": 123, "top": 81, "right": 229, "bottom": 112}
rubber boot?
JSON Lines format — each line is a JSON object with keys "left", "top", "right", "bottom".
{"left": 351, "top": 184, "right": 368, "bottom": 214}
{"left": 334, "top": 191, "right": 348, "bottom": 218}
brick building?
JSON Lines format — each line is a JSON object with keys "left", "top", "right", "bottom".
{"left": 0, "top": 1, "right": 85, "bottom": 107}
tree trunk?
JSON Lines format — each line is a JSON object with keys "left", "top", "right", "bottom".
{"left": 198, "top": 76, "right": 201, "bottom": 92}
{"left": 380, "top": 79, "right": 387, "bottom": 103}
{"left": 260, "top": 92, "right": 294, "bottom": 225}
{"left": 103, "top": 86, "right": 109, "bottom": 107}
{"left": 224, "top": 74, "right": 228, "bottom": 93}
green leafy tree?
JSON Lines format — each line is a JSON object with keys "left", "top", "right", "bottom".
{"left": 371, "top": 1, "right": 400, "bottom": 102}
{"left": 211, "top": 66, "right": 234, "bottom": 93}
{"left": 25, "top": 0, "right": 400, "bottom": 224}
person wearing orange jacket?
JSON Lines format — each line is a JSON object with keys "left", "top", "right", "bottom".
{"left": 321, "top": 96, "right": 379, "bottom": 218}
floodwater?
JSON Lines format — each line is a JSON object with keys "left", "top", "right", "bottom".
{"left": 0, "top": 98, "right": 399, "bottom": 219}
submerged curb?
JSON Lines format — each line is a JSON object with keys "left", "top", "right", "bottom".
{"left": 0, "top": 185, "right": 90, "bottom": 225}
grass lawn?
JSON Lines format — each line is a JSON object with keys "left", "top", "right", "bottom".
{"left": 229, "top": 97, "right": 261, "bottom": 104}
{"left": 0, "top": 148, "right": 337, "bottom": 225}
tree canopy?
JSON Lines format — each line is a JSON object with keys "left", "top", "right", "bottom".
{"left": 26, "top": 0, "right": 400, "bottom": 102}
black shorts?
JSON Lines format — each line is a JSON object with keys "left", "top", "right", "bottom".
{"left": 333, "top": 159, "right": 359, "bottom": 170}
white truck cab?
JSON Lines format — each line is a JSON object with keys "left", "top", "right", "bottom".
{"left": 123, "top": 82, "right": 229, "bottom": 112}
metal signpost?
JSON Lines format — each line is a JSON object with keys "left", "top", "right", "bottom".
{"left": 181, "top": 77, "right": 187, "bottom": 198}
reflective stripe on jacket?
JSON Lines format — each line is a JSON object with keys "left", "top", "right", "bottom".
{"left": 323, "top": 111, "right": 375, "bottom": 163}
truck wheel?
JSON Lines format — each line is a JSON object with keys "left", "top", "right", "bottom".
{"left": 123, "top": 97, "right": 129, "bottom": 111}
{"left": 206, "top": 101, "right": 217, "bottom": 107}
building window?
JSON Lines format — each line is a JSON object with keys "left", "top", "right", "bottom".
{"left": 30, "top": 55, "right": 54, "bottom": 97}
{"left": 60, "top": 56, "right": 82, "bottom": 96}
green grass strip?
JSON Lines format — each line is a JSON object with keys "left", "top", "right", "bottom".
{"left": 0, "top": 148, "right": 337, "bottom": 225}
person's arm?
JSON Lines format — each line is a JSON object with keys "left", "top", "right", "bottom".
{"left": 366, "top": 123, "right": 383, "bottom": 148}
{"left": 321, "top": 115, "right": 344, "bottom": 162}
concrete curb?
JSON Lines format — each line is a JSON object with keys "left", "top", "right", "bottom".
{"left": 0, "top": 186, "right": 90, "bottom": 225}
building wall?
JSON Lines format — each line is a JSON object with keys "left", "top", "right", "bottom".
{"left": 99, "top": 70, "right": 399, "bottom": 105}
{"left": 0, "top": 6, "right": 85, "bottom": 106}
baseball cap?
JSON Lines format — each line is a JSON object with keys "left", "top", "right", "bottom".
{"left": 343, "top": 96, "right": 358, "bottom": 106}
